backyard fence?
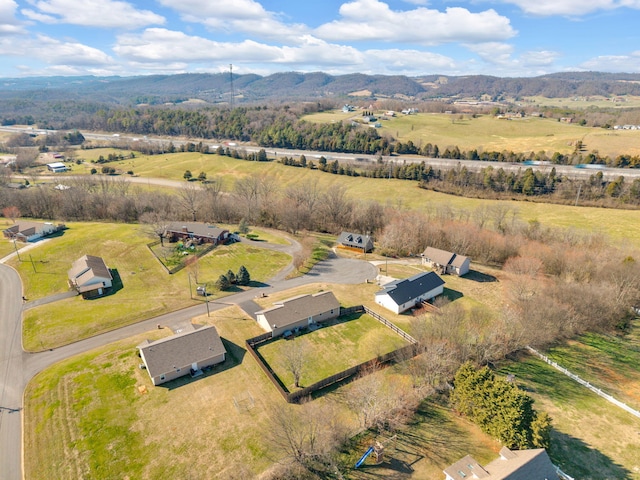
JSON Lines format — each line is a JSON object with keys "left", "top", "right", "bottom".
{"left": 146, "top": 240, "right": 216, "bottom": 274}
{"left": 526, "top": 346, "right": 640, "bottom": 420}
{"left": 246, "top": 305, "right": 421, "bottom": 403}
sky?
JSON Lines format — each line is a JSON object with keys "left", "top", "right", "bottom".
{"left": 0, "top": 0, "right": 640, "bottom": 78}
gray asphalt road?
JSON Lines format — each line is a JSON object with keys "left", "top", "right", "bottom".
{"left": 0, "top": 238, "right": 377, "bottom": 479}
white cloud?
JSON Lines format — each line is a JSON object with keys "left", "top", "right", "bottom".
{"left": 21, "top": 0, "right": 164, "bottom": 29}
{"left": 314, "top": 0, "right": 516, "bottom": 45}
{"left": 520, "top": 50, "right": 560, "bottom": 66}
{"left": 0, "top": 0, "right": 25, "bottom": 35}
{"left": 0, "top": 34, "right": 113, "bottom": 67}
{"left": 363, "top": 48, "right": 457, "bottom": 73}
{"left": 580, "top": 51, "right": 640, "bottom": 72}
{"left": 465, "top": 42, "right": 515, "bottom": 65}
{"left": 498, "top": 0, "right": 640, "bottom": 16}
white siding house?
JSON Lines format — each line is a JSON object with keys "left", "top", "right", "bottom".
{"left": 375, "top": 271, "right": 445, "bottom": 314}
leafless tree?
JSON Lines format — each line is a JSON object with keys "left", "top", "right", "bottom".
{"left": 2, "top": 205, "right": 20, "bottom": 223}
{"left": 318, "top": 184, "right": 352, "bottom": 233}
{"left": 140, "top": 211, "right": 168, "bottom": 245}
{"left": 177, "top": 182, "right": 203, "bottom": 221}
{"left": 281, "top": 338, "right": 309, "bottom": 388}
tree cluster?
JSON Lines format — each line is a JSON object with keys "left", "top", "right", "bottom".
{"left": 215, "top": 265, "right": 250, "bottom": 290}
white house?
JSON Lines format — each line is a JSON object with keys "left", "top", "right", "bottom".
{"left": 47, "top": 162, "right": 68, "bottom": 173}
{"left": 375, "top": 271, "right": 445, "bottom": 314}
{"left": 255, "top": 291, "right": 340, "bottom": 338}
{"left": 421, "top": 247, "right": 470, "bottom": 276}
{"left": 3, "top": 221, "right": 56, "bottom": 242}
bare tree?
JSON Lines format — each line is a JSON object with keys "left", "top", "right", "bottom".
{"left": 177, "top": 182, "right": 203, "bottom": 221}
{"left": 2, "top": 205, "right": 20, "bottom": 223}
{"left": 139, "top": 211, "right": 168, "bottom": 245}
{"left": 281, "top": 338, "right": 308, "bottom": 388}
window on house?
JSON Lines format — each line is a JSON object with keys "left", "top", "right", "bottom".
{"left": 160, "top": 375, "right": 165, "bottom": 381}
{"left": 176, "top": 368, "right": 181, "bottom": 373}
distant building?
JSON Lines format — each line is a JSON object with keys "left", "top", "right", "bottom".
{"left": 443, "top": 447, "right": 558, "bottom": 480}
{"left": 164, "top": 222, "right": 229, "bottom": 245}
{"left": 337, "top": 232, "right": 374, "bottom": 253}
{"left": 375, "top": 271, "right": 445, "bottom": 314}
{"left": 47, "top": 162, "right": 68, "bottom": 173}
{"left": 3, "top": 221, "right": 58, "bottom": 242}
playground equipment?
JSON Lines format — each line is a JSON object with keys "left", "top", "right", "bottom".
{"left": 354, "top": 435, "right": 397, "bottom": 468}
{"left": 355, "top": 447, "right": 374, "bottom": 468}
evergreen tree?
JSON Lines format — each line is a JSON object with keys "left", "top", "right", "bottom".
{"left": 215, "top": 274, "right": 231, "bottom": 291}
{"left": 226, "top": 269, "right": 236, "bottom": 284}
{"left": 236, "top": 265, "right": 250, "bottom": 286}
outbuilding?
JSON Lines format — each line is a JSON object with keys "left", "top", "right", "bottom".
{"left": 47, "top": 162, "right": 68, "bottom": 173}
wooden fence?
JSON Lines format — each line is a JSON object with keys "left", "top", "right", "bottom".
{"left": 246, "top": 305, "right": 421, "bottom": 403}
{"left": 146, "top": 240, "right": 216, "bottom": 274}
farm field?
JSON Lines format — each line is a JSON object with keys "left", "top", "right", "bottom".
{"left": 496, "top": 351, "right": 640, "bottom": 479}
{"left": 302, "top": 110, "right": 640, "bottom": 159}
{"left": 33, "top": 150, "right": 640, "bottom": 249}
{"left": 257, "top": 312, "right": 410, "bottom": 390}
{"left": 12, "top": 221, "right": 290, "bottom": 350}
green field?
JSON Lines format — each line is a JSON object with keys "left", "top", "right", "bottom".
{"left": 12, "top": 221, "right": 290, "bottom": 350}
{"left": 257, "top": 313, "right": 409, "bottom": 390}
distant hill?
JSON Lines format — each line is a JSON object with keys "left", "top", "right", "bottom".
{"left": 2, "top": 71, "right": 640, "bottom": 106}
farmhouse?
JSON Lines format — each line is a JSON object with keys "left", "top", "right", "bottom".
{"left": 164, "top": 222, "right": 229, "bottom": 245}
{"left": 137, "top": 324, "right": 226, "bottom": 386}
{"left": 47, "top": 162, "right": 68, "bottom": 173}
{"left": 375, "top": 271, "right": 444, "bottom": 314}
{"left": 337, "top": 232, "right": 374, "bottom": 253}
{"left": 444, "top": 447, "right": 558, "bottom": 480}
{"left": 255, "top": 291, "right": 340, "bottom": 338}
{"left": 421, "top": 246, "right": 470, "bottom": 276}
{"left": 3, "top": 221, "right": 57, "bottom": 242}
{"left": 68, "top": 254, "right": 113, "bottom": 298}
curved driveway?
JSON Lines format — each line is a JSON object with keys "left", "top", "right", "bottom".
{"left": 0, "top": 240, "right": 377, "bottom": 479}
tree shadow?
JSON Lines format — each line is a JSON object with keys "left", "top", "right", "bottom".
{"left": 549, "top": 430, "right": 633, "bottom": 479}
{"left": 160, "top": 337, "right": 245, "bottom": 391}
{"left": 464, "top": 270, "right": 497, "bottom": 283}
{"left": 442, "top": 287, "right": 463, "bottom": 303}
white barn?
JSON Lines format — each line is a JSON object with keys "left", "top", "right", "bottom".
{"left": 375, "top": 271, "right": 445, "bottom": 314}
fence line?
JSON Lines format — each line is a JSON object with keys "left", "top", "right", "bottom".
{"left": 146, "top": 240, "right": 216, "bottom": 274}
{"left": 526, "top": 346, "right": 640, "bottom": 420}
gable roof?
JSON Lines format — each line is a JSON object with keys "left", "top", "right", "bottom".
{"left": 68, "top": 255, "right": 112, "bottom": 290}
{"left": 337, "top": 231, "right": 373, "bottom": 250}
{"left": 444, "top": 448, "right": 558, "bottom": 480}
{"left": 138, "top": 325, "right": 226, "bottom": 378}
{"left": 165, "top": 222, "right": 228, "bottom": 240}
{"left": 3, "top": 221, "right": 50, "bottom": 238}
{"left": 422, "top": 246, "right": 469, "bottom": 269}
{"left": 376, "top": 271, "right": 444, "bottom": 305}
{"left": 256, "top": 291, "right": 340, "bottom": 329}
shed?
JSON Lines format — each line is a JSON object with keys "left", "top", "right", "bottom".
{"left": 47, "top": 162, "right": 68, "bottom": 173}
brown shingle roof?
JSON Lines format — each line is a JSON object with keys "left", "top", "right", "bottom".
{"left": 68, "top": 255, "right": 112, "bottom": 291}
{"left": 422, "top": 246, "right": 456, "bottom": 266}
{"left": 256, "top": 291, "right": 340, "bottom": 329}
{"left": 165, "top": 222, "right": 227, "bottom": 240}
{"left": 444, "top": 448, "right": 558, "bottom": 480}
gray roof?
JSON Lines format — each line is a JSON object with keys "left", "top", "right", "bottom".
{"left": 376, "top": 271, "right": 444, "bottom": 305}
{"left": 444, "top": 448, "right": 558, "bottom": 480}
{"left": 422, "top": 246, "right": 469, "bottom": 269}
{"left": 337, "top": 232, "right": 374, "bottom": 250}
{"left": 165, "top": 222, "right": 228, "bottom": 240}
{"left": 256, "top": 291, "right": 340, "bottom": 329}
{"left": 138, "top": 325, "right": 226, "bottom": 378}
{"left": 68, "top": 255, "right": 112, "bottom": 289}
{"left": 3, "top": 221, "right": 48, "bottom": 238}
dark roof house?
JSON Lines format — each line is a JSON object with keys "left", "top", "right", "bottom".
{"left": 375, "top": 271, "right": 445, "bottom": 314}
{"left": 138, "top": 324, "right": 226, "bottom": 386}
{"left": 68, "top": 254, "right": 113, "bottom": 298}
{"left": 164, "top": 222, "right": 229, "bottom": 245}
{"left": 337, "top": 232, "right": 374, "bottom": 252}
{"left": 444, "top": 447, "right": 558, "bottom": 480}
{"left": 255, "top": 291, "right": 340, "bottom": 338}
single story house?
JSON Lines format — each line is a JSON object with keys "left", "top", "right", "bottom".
{"left": 375, "top": 271, "right": 445, "bottom": 314}
{"left": 3, "top": 221, "right": 56, "bottom": 242}
{"left": 164, "top": 222, "right": 229, "bottom": 245}
{"left": 337, "top": 232, "right": 374, "bottom": 253}
{"left": 47, "top": 162, "right": 68, "bottom": 173}
{"left": 421, "top": 247, "right": 470, "bottom": 276}
{"left": 444, "top": 447, "right": 558, "bottom": 480}
{"left": 68, "top": 254, "right": 113, "bottom": 298}
{"left": 255, "top": 291, "right": 340, "bottom": 338}
{"left": 137, "top": 324, "right": 226, "bottom": 386}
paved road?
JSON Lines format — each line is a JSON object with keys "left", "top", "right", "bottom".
{"left": 0, "top": 238, "right": 376, "bottom": 479}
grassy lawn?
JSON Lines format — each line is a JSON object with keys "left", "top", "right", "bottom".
{"left": 14, "top": 222, "right": 290, "bottom": 350}
{"left": 23, "top": 307, "right": 296, "bottom": 480}
{"left": 496, "top": 353, "right": 640, "bottom": 479}
{"left": 257, "top": 312, "right": 410, "bottom": 390}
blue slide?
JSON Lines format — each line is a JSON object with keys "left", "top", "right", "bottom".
{"left": 355, "top": 446, "right": 374, "bottom": 468}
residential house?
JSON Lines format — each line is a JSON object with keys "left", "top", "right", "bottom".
{"left": 137, "top": 324, "right": 226, "bottom": 386}
{"left": 3, "top": 221, "right": 57, "bottom": 242}
{"left": 443, "top": 447, "right": 558, "bottom": 480}
{"left": 421, "top": 247, "right": 470, "bottom": 276}
{"left": 337, "top": 232, "right": 374, "bottom": 253}
{"left": 47, "top": 162, "right": 68, "bottom": 173}
{"left": 68, "top": 254, "right": 113, "bottom": 298}
{"left": 255, "top": 291, "right": 340, "bottom": 338}
{"left": 164, "top": 222, "right": 229, "bottom": 245}
{"left": 375, "top": 271, "right": 445, "bottom": 314}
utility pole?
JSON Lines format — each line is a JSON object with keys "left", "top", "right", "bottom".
{"left": 13, "top": 239, "right": 21, "bottom": 261}
{"left": 204, "top": 284, "right": 210, "bottom": 317}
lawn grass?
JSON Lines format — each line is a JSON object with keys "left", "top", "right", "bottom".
{"left": 14, "top": 221, "right": 290, "bottom": 350}
{"left": 23, "top": 306, "right": 298, "bottom": 480}
{"left": 257, "top": 312, "right": 409, "bottom": 390}
{"left": 496, "top": 353, "right": 640, "bottom": 479}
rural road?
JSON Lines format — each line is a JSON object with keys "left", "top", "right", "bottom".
{"left": 0, "top": 238, "right": 377, "bottom": 479}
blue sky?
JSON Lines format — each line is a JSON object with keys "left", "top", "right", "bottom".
{"left": 0, "top": 0, "right": 639, "bottom": 78}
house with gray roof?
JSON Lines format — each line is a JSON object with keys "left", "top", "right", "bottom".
{"left": 375, "top": 271, "right": 444, "bottom": 314}
{"left": 68, "top": 254, "right": 113, "bottom": 298}
{"left": 137, "top": 324, "right": 226, "bottom": 386}
{"left": 3, "top": 220, "right": 57, "bottom": 242}
{"left": 337, "top": 232, "right": 374, "bottom": 253}
{"left": 422, "top": 246, "right": 470, "bottom": 276}
{"left": 164, "top": 222, "right": 229, "bottom": 245}
{"left": 255, "top": 291, "right": 340, "bottom": 338}
{"left": 444, "top": 447, "right": 558, "bottom": 480}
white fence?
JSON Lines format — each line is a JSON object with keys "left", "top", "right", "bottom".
{"left": 526, "top": 346, "right": 640, "bottom": 420}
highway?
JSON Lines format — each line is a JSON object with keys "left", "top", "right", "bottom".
{"left": 2, "top": 126, "right": 639, "bottom": 181}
